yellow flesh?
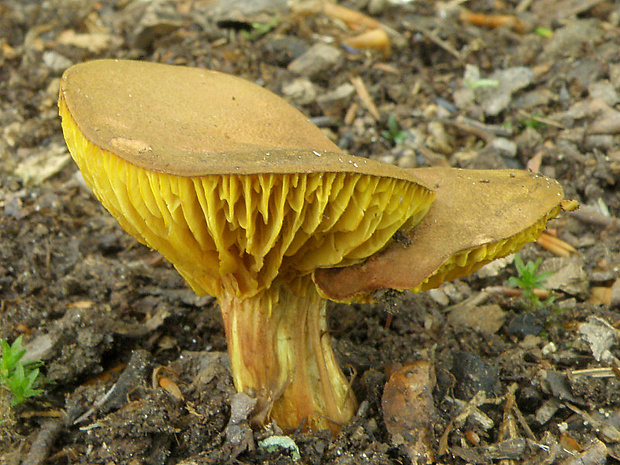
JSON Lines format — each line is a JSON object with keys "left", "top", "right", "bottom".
{"left": 59, "top": 97, "right": 433, "bottom": 301}
{"left": 413, "top": 206, "right": 561, "bottom": 292}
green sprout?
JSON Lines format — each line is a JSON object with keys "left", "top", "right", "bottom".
{"left": 464, "top": 77, "right": 499, "bottom": 90}
{"left": 534, "top": 27, "right": 553, "bottom": 38}
{"left": 520, "top": 112, "right": 547, "bottom": 131}
{"left": 0, "top": 336, "right": 44, "bottom": 406}
{"left": 241, "top": 18, "right": 281, "bottom": 41}
{"left": 382, "top": 114, "right": 408, "bottom": 146}
{"left": 508, "top": 254, "right": 555, "bottom": 310}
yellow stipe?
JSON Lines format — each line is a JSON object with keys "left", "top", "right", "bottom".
{"left": 60, "top": 98, "right": 433, "bottom": 300}
{"left": 413, "top": 206, "right": 561, "bottom": 293}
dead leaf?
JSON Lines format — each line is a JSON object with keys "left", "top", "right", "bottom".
{"left": 382, "top": 361, "right": 436, "bottom": 464}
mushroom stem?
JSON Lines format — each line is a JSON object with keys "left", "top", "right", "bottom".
{"left": 219, "top": 275, "right": 357, "bottom": 434}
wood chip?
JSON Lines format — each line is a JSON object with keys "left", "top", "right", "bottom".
{"left": 382, "top": 361, "right": 436, "bottom": 464}
{"left": 460, "top": 10, "right": 526, "bottom": 34}
{"left": 557, "top": 439, "right": 607, "bottom": 465}
{"left": 350, "top": 76, "right": 380, "bottom": 120}
{"left": 322, "top": 2, "right": 380, "bottom": 31}
{"left": 537, "top": 232, "right": 577, "bottom": 257}
{"left": 343, "top": 28, "right": 391, "bottom": 52}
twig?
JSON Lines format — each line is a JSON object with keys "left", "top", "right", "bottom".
{"left": 485, "top": 285, "right": 551, "bottom": 299}
{"left": 350, "top": 76, "right": 380, "bottom": 121}
{"left": 570, "top": 206, "right": 620, "bottom": 228}
{"left": 322, "top": 2, "right": 380, "bottom": 30}
{"left": 507, "top": 384, "right": 536, "bottom": 441}
{"left": 412, "top": 26, "right": 463, "bottom": 62}
{"left": 515, "top": 0, "right": 534, "bottom": 13}
{"left": 449, "top": 116, "right": 513, "bottom": 142}
{"left": 517, "top": 110, "right": 565, "bottom": 129}
{"left": 22, "top": 403, "right": 84, "bottom": 465}
{"left": 569, "top": 367, "right": 618, "bottom": 379}
{"left": 566, "top": 403, "right": 620, "bottom": 442}
{"left": 460, "top": 9, "right": 526, "bottom": 34}
{"left": 537, "top": 232, "right": 576, "bottom": 257}
{"left": 73, "top": 384, "right": 117, "bottom": 424}
{"left": 439, "top": 392, "right": 496, "bottom": 455}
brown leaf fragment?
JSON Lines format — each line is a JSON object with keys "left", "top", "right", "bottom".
{"left": 343, "top": 28, "right": 391, "bottom": 53}
{"left": 460, "top": 10, "right": 526, "bottom": 34}
{"left": 350, "top": 76, "right": 380, "bottom": 120}
{"left": 557, "top": 438, "right": 608, "bottom": 465}
{"left": 382, "top": 361, "right": 436, "bottom": 464}
{"left": 559, "top": 432, "right": 583, "bottom": 453}
{"left": 322, "top": 2, "right": 380, "bottom": 31}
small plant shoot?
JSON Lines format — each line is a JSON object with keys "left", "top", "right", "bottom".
{"left": 382, "top": 114, "right": 408, "bottom": 146}
{"left": 241, "top": 18, "right": 281, "bottom": 41}
{"left": 508, "top": 254, "right": 555, "bottom": 310}
{"left": 0, "top": 336, "right": 44, "bottom": 406}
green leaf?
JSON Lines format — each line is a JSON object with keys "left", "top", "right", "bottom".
{"left": 1, "top": 336, "right": 26, "bottom": 373}
{"left": 508, "top": 254, "right": 555, "bottom": 311}
{"left": 0, "top": 336, "right": 44, "bottom": 406}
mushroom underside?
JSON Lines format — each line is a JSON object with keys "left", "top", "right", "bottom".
{"left": 314, "top": 167, "right": 565, "bottom": 302}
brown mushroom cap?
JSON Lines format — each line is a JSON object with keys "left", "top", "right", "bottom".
{"left": 313, "top": 167, "right": 565, "bottom": 302}
{"left": 59, "top": 60, "right": 435, "bottom": 299}
{"left": 61, "top": 59, "right": 424, "bottom": 179}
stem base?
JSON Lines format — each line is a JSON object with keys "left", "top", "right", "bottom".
{"left": 219, "top": 276, "right": 357, "bottom": 434}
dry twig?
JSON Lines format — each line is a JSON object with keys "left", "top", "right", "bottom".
{"left": 537, "top": 232, "right": 576, "bottom": 257}
{"left": 350, "top": 76, "right": 380, "bottom": 120}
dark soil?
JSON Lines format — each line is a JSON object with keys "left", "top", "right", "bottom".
{"left": 1, "top": 0, "right": 620, "bottom": 463}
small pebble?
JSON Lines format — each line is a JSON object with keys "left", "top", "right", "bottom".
{"left": 452, "top": 351, "right": 500, "bottom": 401}
{"left": 288, "top": 43, "right": 342, "bottom": 77}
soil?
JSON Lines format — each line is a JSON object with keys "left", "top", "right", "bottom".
{"left": 1, "top": 0, "right": 620, "bottom": 464}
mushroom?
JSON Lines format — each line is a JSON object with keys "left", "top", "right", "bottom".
{"left": 58, "top": 59, "right": 568, "bottom": 434}
{"left": 58, "top": 59, "right": 435, "bottom": 433}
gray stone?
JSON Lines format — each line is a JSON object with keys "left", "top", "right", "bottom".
{"left": 209, "top": 0, "right": 287, "bottom": 23}
{"left": 316, "top": 83, "right": 355, "bottom": 116}
{"left": 282, "top": 78, "right": 317, "bottom": 106}
{"left": 448, "top": 303, "right": 507, "bottom": 334}
{"left": 589, "top": 80, "right": 619, "bottom": 107}
{"left": 477, "top": 67, "right": 534, "bottom": 116}
{"left": 288, "top": 43, "right": 342, "bottom": 77}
